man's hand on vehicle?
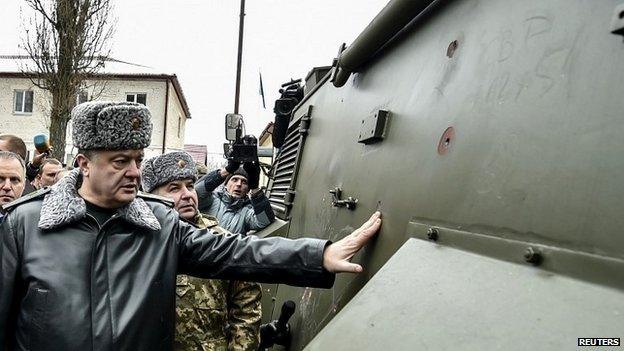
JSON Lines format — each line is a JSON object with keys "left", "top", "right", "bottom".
{"left": 322, "top": 211, "right": 382, "bottom": 273}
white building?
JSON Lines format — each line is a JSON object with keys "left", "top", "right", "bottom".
{"left": 0, "top": 56, "right": 191, "bottom": 162}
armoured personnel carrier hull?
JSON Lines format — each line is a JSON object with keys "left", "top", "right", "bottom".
{"left": 258, "top": 0, "right": 624, "bottom": 349}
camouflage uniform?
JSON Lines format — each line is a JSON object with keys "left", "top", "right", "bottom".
{"left": 175, "top": 214, "right": 262, "bottom": 351}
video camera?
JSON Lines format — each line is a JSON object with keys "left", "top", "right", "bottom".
{"left": 223, "top": 113, "right": 258, "bottom": 163}
{"left": 272, "top": 79, "right": 304, "bottom": 149}
{"left": 274, "top": 79, "right": 304, "bottom": 116}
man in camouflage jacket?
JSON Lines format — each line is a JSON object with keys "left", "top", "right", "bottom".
{"left": 141, "top": 151, "right": 262, "bottom": 351}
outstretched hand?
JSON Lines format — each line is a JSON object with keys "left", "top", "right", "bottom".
{"left": 322, "top": 211, "right": 382, "bottom": 273}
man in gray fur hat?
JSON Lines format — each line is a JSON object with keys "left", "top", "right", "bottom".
{"left": 0, "top": 101, "right": 382, "bottom": 351}
{"left": 141, "top": 151, "right": 262, "bottom": 351}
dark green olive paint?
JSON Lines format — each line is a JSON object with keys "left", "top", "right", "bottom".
{"left": 258, "top": 0, "right": 624, "bottom": 349}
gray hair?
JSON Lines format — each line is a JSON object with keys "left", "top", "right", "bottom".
{"left": 0, "top": 151, "right": 26, "bottom": 178}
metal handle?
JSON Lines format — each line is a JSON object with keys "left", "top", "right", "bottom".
{"left": 329, "top": 187, "right": 358, "bottom": 210}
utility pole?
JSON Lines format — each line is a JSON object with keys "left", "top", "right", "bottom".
{"left": 234, "top": 0, "right": 245, "bottom": 114}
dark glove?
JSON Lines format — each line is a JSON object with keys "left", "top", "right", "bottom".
{"left": 225, "top": 159, "right": 240, "bottom": 174}
{"left": 243, "top": 161, "right": 260, "bottom": 189}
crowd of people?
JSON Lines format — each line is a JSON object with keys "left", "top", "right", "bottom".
{"left": 0, "top": 127, "right": 276, "bottom": 350}
{"left": 0, "top": 101, "right": 382, "bottom": 350}
{"left": 0, "top": 134, "right": 65, "bottom": 200}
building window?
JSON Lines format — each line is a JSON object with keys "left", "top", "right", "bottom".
{"left": 126, "top": 93, "right": 147, "bottom": 105}
{"left": 76, "top": 90, "right": 89, "bottom": 105}
{"left": 14, "top": 90, "right": 34, "bottom": 114}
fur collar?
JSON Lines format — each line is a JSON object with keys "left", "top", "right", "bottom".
{"left": 38, "top": 168, "right": 161, "bottom": 231}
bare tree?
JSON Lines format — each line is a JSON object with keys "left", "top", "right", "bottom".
{"left": 20, "top": 0, "right": 115, "bottom": 161}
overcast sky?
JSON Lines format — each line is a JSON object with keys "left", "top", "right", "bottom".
{"left": 0, "top": 0, "right": 388, "bottom": 158}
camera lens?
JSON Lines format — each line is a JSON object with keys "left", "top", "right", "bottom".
{"left": 275, "top": 98, "right": 295, "bottom": 115}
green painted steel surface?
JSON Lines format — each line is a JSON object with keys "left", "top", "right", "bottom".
{"left": 305, "top": 239, "right": 624, "bottom": 350}
{"left": 266, "top": 0, "right": 624, "bottom": 348}
{"left": 255, "top": 219, "right": 290, "bottom": 324}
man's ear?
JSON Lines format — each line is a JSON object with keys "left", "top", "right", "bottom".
{"left": 75, "top": 154, "right": 91, "bottom": 177}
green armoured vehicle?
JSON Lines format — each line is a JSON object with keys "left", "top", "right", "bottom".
{"left": 236, "top": 0, "right": 624, "bottom": 349}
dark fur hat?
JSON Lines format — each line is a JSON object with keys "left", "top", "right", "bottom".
{"left": 72, "top": 101, "right": 153, "bottom": 150}
{"left": 140, "top": 151, "right": 197, "bottom": 193}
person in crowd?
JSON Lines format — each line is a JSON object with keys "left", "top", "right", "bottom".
{"left": 196, "top": 159, "right": 274, "bottom": 234}
{"left": 0, "top": 135, "right": 34, "bottom": 195}
{"left": 0, "top": 134, "right": 52, "bottom": 195}
{"left": 0, "top": 101, "right": 382, "bottom": 350}
{"left": 32, "top": 158, "right": 63, "bottom": 189}
{"left": 0, "top": 135, "right": 27, "bottom": 162}
{"left": 142, "top": 151, "right": 262, "bottom": 351}
{"left": 0, "top": 151, "right": 26, "bottom": 221}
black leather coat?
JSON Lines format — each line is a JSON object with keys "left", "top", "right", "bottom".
{"left": 0, "top": 190, "right": 333, "bottom": 350}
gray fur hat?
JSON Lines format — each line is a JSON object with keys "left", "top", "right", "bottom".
{"left": 72, "top": 101, "right": 153, "bottom": 150}
{"left": 140, "top": 151, "right": 197, "bottom": 193}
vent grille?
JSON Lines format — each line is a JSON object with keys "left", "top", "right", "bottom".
{"left": 267, "top": 107, "right": 312, "bottom": 219}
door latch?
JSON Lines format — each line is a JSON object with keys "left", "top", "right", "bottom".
{"left": 329, "top": 187, "right": 358, "bottom": 210}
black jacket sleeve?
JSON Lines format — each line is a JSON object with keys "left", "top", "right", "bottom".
{"left": 176, "top": 220, "right": 334, "bottom": 288}
{"left": 195, "top": 169, "right": 225, "bottom": 214}
{"left": 0, "top": 214, "right": 20, "bottom": 349}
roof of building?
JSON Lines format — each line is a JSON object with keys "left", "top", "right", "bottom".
{"left": 259, "top": 121, "right": 274, "bottom": 145}
{"left": 184, "top": 144, "right": 208, "bottom": 164}
{"left": 0, "top": 55, "right": 191, "bottom": 118}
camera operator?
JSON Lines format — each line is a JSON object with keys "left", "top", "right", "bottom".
{"left": 196, "top": 158, "right": 275, "bottom": 234}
